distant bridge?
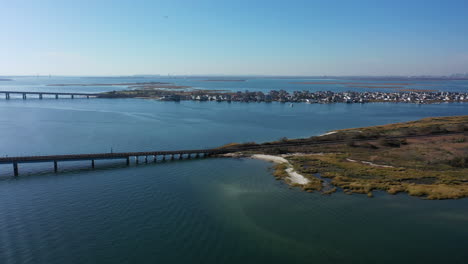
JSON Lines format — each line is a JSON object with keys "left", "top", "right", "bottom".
{"left": 0, "top": 91, "right": 99, "bottom": 99}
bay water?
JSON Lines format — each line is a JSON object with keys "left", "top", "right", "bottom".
{"left": 0, "top": 77, "right": 467, "bottom": 263}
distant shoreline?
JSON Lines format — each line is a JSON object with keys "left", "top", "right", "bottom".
{"left": 47, "top": 82, "right": 171, "bottom": 86}
{"left": 291, "top": 82, "right": 414, "bottom": 85}
{"left": 291, "top": 81, "right": 439, "bottom": 92}
{"left": 97, "top": 89, "right": 468, "bottom": 104}
{"left": 199, "top": 79, "right": 246, "bottom": 82}
{"left": 48, "top": 82, "right": 191, "bottom": 89}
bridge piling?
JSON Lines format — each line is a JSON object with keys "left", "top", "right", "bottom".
{"left": 22, "top": 93, "right": 26, "bottom": 100}
{"left": 5, "top": 93, "right": 10, "bottom": 100}
{"left": 13, "top": 162, "right": 18, "bottom": 176}
{"left": 145, "top": 156, "right": 148, "bottom": 163}
{"left": 135, "top": 156, "right": 139, "bottom": 165}
{"left": 55, "top": 94, "right": 59, "bottom": 99}
{"left": 91, "top": 160, "right": 95, "bottom": 168}
{"left": 54, "top": 161, "right": 58, "bottom": 173}
{"left": 126, "top": 157, "right": 130, "bottom": 166}
{"left": 39, "top": 94, "right": 43, "bottom": 99}
{"left": 71, "top": 95, "right": 74, "bottom": 99}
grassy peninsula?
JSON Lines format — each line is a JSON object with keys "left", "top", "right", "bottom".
{"left": 223, "top": 116, "right": 468, "bottom": 199}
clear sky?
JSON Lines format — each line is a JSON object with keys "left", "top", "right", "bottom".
{"left": 1, "top": 0, "right": 468, "bottom": 76}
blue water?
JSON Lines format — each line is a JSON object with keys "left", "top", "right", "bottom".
{"left": 0, "top": 100, "right": 466, "bottom": 158}
{"left": 0, "top": 78, "right": 467, "bottom": 263}
{"left": 1, "top": 76, "right": 468, "bottom": 93}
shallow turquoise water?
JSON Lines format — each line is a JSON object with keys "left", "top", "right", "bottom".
{"left": 0, "top": 89, "right": 467, "bottom": 263}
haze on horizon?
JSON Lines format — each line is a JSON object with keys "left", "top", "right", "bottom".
{"left": 1, "top": 0, "right": 468, "bottom": 76}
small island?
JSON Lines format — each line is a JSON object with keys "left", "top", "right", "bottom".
{"left": 199, "top": 79, "right": 246, "bottom": 82}
{"left": 219, "top": 116, "right": 468, "bottom": 199}
{"left": 48, "top": 82, "right": 191, "bottom": 89}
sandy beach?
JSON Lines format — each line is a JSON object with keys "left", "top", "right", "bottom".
{"left": 251, "top": 154, "right": 310, "bottom": 185}
{"left": 319, "top": 131, "right": 337, "bottom": 136}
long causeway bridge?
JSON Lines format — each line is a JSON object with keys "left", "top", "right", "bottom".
{"left": 0, "top": 138, "right": 378, "bottom": 176}
{"left": 0, "top": 149, "right": 228, "bottom": 176}
{"left": 0, "top": 139, "right": 337, "bottom": 176}
{"left": 1, "top": 132, "right": 462, "bottom": 176}
{"left": 0, "top": 90, "right": 99, "bottom": 99}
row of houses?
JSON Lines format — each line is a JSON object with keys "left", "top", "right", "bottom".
{"left": 184, "top": 90, "right": 468, "bottom": 104}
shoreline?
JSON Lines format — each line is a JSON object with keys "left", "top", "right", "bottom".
{"left": 97, "top": 89, "right": 468, "bottom": 104}
{"left": 227, "top": 153, "right": 311, "bottom": 186}
{"left": 219, "top": 116, "right": 468, "bottom": 199}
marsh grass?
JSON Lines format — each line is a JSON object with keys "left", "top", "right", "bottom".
{"left": 236, "top": 116, "right": 468, "bottom": 199}
{"left": 289, "top": 153, "right": 468, "bottom": 199}
{"left": 273, "top": 163, "right": 288, "bottom": 179}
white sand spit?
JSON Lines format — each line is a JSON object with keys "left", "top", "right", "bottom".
{"left": 285, "top": 168, "right": 310, "bottom": 185}
{"left": 319, "top": 131, "right": 337, "bottom": 136}
{"left": 251, "top": 154, "right": 310, "bottom": 185}
{"left": 251, "top": 154, "right": 288, "bottom": 164}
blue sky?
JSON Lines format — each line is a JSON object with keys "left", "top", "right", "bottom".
{"left": 1, "top": 0, "right": 468, "bottom": 76}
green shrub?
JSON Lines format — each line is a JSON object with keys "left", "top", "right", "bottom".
{"left": 446, "top": 156, "right": 468, "bottom": 168}
{"left": 359, "top": 142, "right": 379, "bottom": 149}
{"left": 379, "top": 138, "right": 403, "bottom": 147}
{"left": 346, "top": 138, "right": 356, "bottom": 147}
{"left": 266, "top": 148, "right": 288, "bottom": 155}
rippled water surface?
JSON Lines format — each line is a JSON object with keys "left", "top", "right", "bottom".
{"left": 0, "top": 78, "right": 467, "bottom": 263}
{"left": 1, "top": 159, "right": 467, "bottom": 264}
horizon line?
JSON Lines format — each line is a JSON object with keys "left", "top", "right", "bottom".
{"left": 2, "top": 73, "right": 468, "bottom": 78}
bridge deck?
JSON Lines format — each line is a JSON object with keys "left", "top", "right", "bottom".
{"left": 0, "top": 91, "right": 98, "bottom": 96}
{"left": 2, "top": 133, "right": 462, "bottom": 175}
{"left": 0, "top": 149, "right": 223, "bottom": 164}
